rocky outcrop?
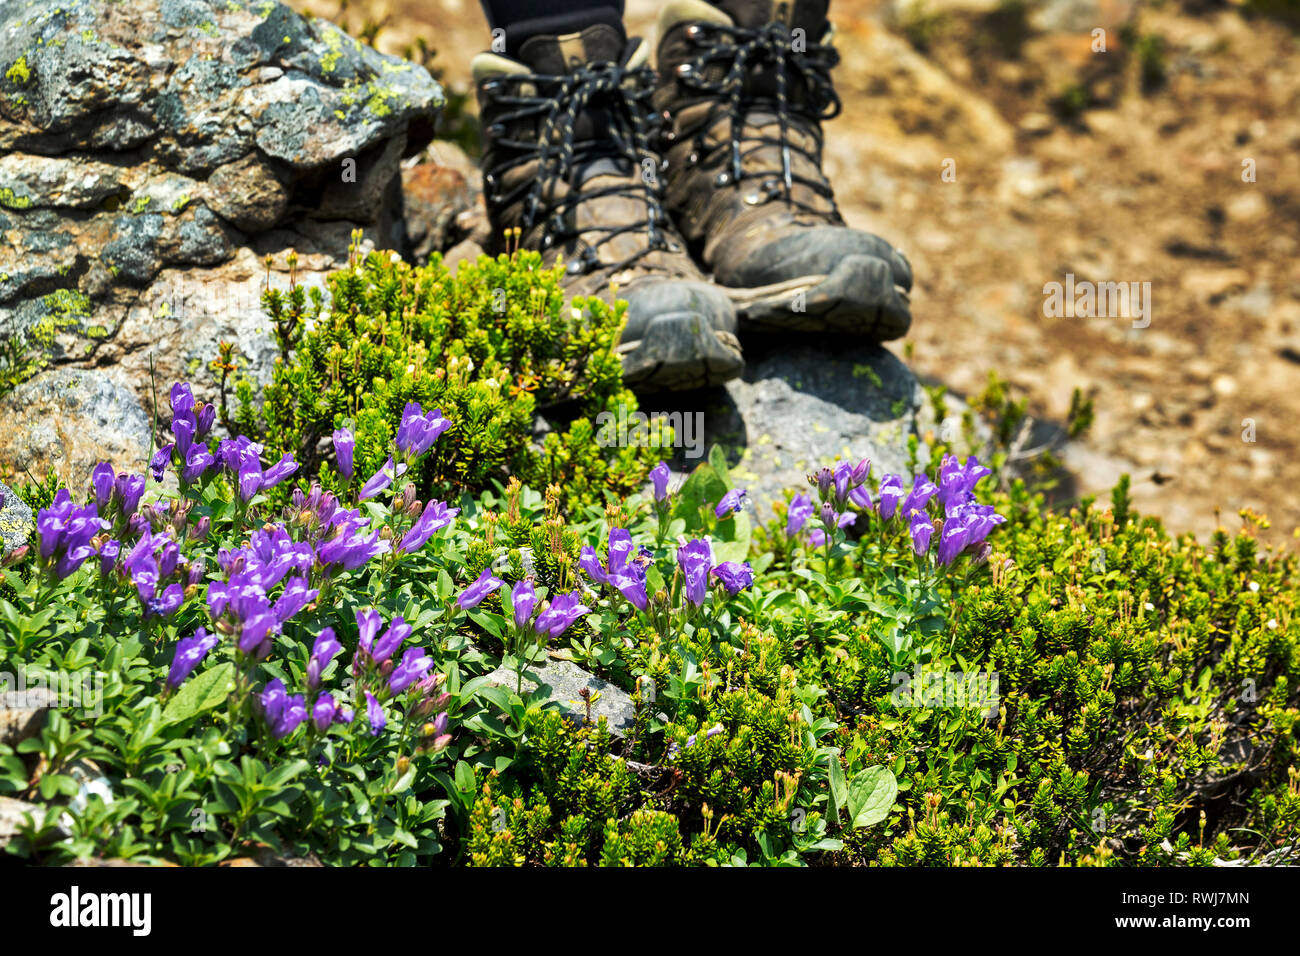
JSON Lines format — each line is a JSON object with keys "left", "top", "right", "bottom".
{"left": 0, "top": 480, "right": 33, "bottom": 555}
{"left": 0, "top": 367, "right": 152, "bottom": 493}
{"left": 0, "top": 0, "right": 442, "bottom": 430}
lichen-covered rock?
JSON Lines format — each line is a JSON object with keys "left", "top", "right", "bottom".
{"left": 0, "top": 367, "right": 152, "bottom": 494}
{"left": 0, "top": 0, "right": 442, "bottom": 420}
{"left": 0, "top": 480, "right": 33, "bottom": 555}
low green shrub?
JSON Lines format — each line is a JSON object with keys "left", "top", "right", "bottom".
{"left": 218, "top": 237, "right": 656, "bottom": 512}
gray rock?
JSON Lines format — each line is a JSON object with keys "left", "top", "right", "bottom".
{"left": 0, "top": 367, "right": 152, "bottom": 494}
{"left": 0, "top": 0, "right": 442, "bottom": 414}
{"left": 0, "top": 687, "right": 57, "bottom": 746}
{"left": 0, "top": 796, "right": 44, "bottom": 848}
{"left": 649, "top": 343, "right": 971, "bottom": 518}
{"left": 0, "top": 480, "right": 33, "bottom": 555}
{"left": 483, "top": 657, "right": 640, "bottom": 736}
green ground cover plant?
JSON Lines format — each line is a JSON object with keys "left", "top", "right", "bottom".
{"left": 1, "top": 249, "right": 1296, "bottom": 868}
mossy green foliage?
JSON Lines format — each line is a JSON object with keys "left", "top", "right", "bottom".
{"left": 221, "top": 243, "right": 656, "bottom": 511}
{"left": 452, "top": 475, "right": 1299, "bottom": 867}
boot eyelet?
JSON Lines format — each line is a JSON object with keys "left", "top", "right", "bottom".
{"left": 675, "top": 63, "right": 694, "bottom": 78}
{"left": 688, "top": 152, "right": 699, "bottom": 164}
{"left": 713, "top": 171, "right": 732, "bottom": 187}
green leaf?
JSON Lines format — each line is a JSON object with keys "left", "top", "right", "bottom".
{"left": 847, "top": 765, "right": 898, "bottom": 828}
{"left": 161, "top": 662, "right": 236, "bottom": 726}
{"left": 826, "top": 748, "right": 847, "bottom": 825}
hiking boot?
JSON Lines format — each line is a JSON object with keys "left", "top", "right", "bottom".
{"left": 653, "top": 0, "right": 913, "bottom": 339}
{"left": 472, "top": 13, "right": 744, "bottom": 392}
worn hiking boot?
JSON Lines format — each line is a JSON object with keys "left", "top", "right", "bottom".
{"left": 653, "top": 0, "right": 913, "bottom": 339}
{"left": 472, "top": 13, "right": 744, "bottom": 391}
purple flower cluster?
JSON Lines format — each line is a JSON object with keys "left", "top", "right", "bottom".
{"left": 124, "top": 528, "right": 197, "bottom": 619}
{"left": 396, "top": 403, "right": 452, "bottom": 460}
{"left": 345, "top": 608, "right": 450, "bottom": 741}
{"left": 207, "top": 524, "right": 316, "bottom": 657}
{"left": 90, "top": 462, "right": 146, "bottom": 529}
{"left": 877, "top": 455, "right": 1004, "bottom": 565}
{"left": 149, "top": 383, "right": 219, "bottom": 487}
{"left": 786, "top": 458, "right": 871, "bottom": 548}
{"left": 36, "top": 489, "right": 109, "bottom": 579}
{"left": 467, "top": 567, "right": 590, "bottom": 642}
{"left": 216, "top": 435, "right": 298, "bottom": 503}
{"left": 580, "top": 528, "right": 648, "bottom": 610}
{"left": 676, "top": 538, "right": 755, "bottom": 605}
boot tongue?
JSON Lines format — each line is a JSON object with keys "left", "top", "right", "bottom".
{"left": 709, "top": 0, "right": 828, "bottom": 34}
{"left": 517, "top": 22, "right": 628, "bottom": 75}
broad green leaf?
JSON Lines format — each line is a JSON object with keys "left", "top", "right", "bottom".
{"left": 847, "top": 765, "right": 898, "bottom": 828}
{"left": 161, "top": 662, "right": 236, "bottom": 726}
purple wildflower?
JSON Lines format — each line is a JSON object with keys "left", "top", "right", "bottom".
{"left": 677, "top": 538, "right": 713, "bottom": 607}
{"left": 711, "top": 561, "right": 754, "bottom": 596}
{"left": 260, "top": 679, "right": 307, "bottom": 739}
{"left": 786, "top": 493, "right": 813, "bottom": 537}
{"left": 578, "top": 546, "right": 607, "bottom": 586}
{"left": 534, "top": 592, "right": 591, "bottom": 639}
{"left": 145, "top": 583, "right": 185, "bottom": 620}
{"left": 714, "top": 488, "right": 747, "bottom": 519}
{"left": 167, "top": 627, "right": 218, "bottom": 689}
{"left": 195, "top": 402, "right": 216, "bottom": 440}
{"left": 510, "top": 578, "right": 536, "bottom": 630}
{"left": 332, "top": 427, "right": 355, "bottom": 479}
{"left": 457, "top": 567, "right": 503, "bottom": 609}
{"left": 91, "top": 462, "right": 115, "bottom": 511}
{"left": 359, "top": 456, "right": 407, "bottom": 500}
{"left": 398, "top": 500, "right": 459, "bottom": 554}
{"left": 114, "top": 473, "right": 145, "bottom": 518}
{"left": 937, "top": 521, "right": 972, "bottom": 566}
{"left": 395, "top": 403, "right": 452, "bottom": 459}
{"left": 307, "top": 627, "right": 343, "bottom": 690}
{"left": 150, "top": 444, "right": 174, "bottom": 482}
{"left": 650, "top": 461, "right": 671, "bottom": 502}
{"left": 607, "top": 567, "right": 648, "bottom": 611}
{"left": 365, "top": 691, "right": 386, "bottom": 736}
{"left": 909, "top": 512, "right": 935, "bottom": 556}
{"left": 181, "top": 442, "right": 216, "bottom": 484}
{"left": 876, "top": 474, "right": 905, "bottom": 520}
{"left": 389, "top": 647, "right": 435, "bottom": 694}
{"left": 900, "top": 474, "right": 939, "bottom": 520}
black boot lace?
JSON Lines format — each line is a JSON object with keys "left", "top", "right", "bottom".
{"left": 673, "top": 21, "right": 842, "bottom": 215}
{"left": 483, "top": 59, "right": 678, "bottom": 277}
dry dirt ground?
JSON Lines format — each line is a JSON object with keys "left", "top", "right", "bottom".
{"left": 295, "top": 0, "right": 1300, "bottom": 543}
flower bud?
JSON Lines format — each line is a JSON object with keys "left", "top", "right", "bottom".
{"left": 396, "top": 756, "right": 411, "bottom": 774}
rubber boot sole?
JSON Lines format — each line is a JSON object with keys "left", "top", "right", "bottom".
{"left": 723, "top": 254, "right": 912, "bottom": 340}
{"left": 619, "top": 311, "right": 745, "bottom": 392}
